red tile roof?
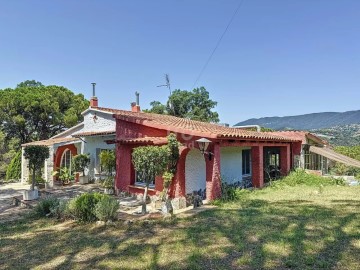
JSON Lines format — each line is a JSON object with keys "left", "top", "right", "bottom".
{"left": 117, "top": 137, "right": 168, "bottom": 145}
{"left": 72, "top": 130, "right": 116, "bottom": 137}
{"left": 22, "top": 137, "right": 80, "bottom": 147}
{"left": 267, "top": 131, "right": 327, "bottom": 145}
{"left": 94, "top": 107, "right": 300, "bottom": 142}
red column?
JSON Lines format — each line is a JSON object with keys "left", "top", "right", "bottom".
{"left": 169, "top": 147, "right": 189, "bottom": 198}
{"left": 206, "top": 143, "right": 221, "bottom": 200}
{"left": 280, "top": 145, "right": 291, "bottom": 176}
{"left": 251, "top": 145, "right": 264, "bottom": 188}
{"left": 115, "top": 144, "right": 133, "bottom": 191}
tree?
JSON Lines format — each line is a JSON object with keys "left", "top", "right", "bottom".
{"left": 23, "top": 145, "right": 50, "bottom": 191}
{"left": 5, "top": 151, "right": 21, "bottom": 181}
{"left": 0, "top": 81, "right": 89, "bottom": 144}
{"left": 132, "top": 145, "right": 170, "bottom": 214}
{"left": 17, "top": 80, "right": 44, "bottom": 88}
{"left": 144, "top": 87, "right": 219, "bottom": 123}
{"left": 0, "top": 131, "right": 20, "bottom": 180}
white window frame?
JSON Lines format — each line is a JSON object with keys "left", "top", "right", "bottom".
{"left": 60, "top": 149, "right": 72, "bottom": 173}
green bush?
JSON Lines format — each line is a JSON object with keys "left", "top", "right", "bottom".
{"left": 49, "top": 200, "right": 69, "bottom": 219}
{"left": 5, "top": 151, "right": 21, "bottom": 182}
{"left": 67, "top": 192, "right": 106, "bottom": 222}
{"left": 33, "top": 197, "right": 60, "bottom": 217}
{"left": 94, "top": 196, "right": 119, "bottom": 221}
{"left": 272, "top": 169, "right": 345, "bottom": 188}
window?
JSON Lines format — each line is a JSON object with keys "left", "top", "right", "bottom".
{"left": 60, "top": 149, "right": 72, "bottom": 172}
{"left": 135, "top": 171, "right": 155, "bottom": 188}
{"left": 242, "top": 149, "right": 251, "bottom": 175}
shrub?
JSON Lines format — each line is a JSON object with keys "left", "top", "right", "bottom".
{"left": 72, "top": 154, "right": 90, "bottom": 176}
{"left": 219, "top": 178, "right": 251, "bottom": 202}
{"left": 49, "top": 200, "right": 69, "bottom": 219}
{"left": 33, "top": 197, "right": 60, "bottom": 217}
{"left": 5, "top": 151, "right": 21, "bottom": 182}
{"left": 102, "top": 176, "right": 114, "bottom": 189}
{"left": 67, "top": 192, "right": 106, "bottom": 222}
{"left": 272, "top": 169, "right": 345, "bottom": 188}
{"left": 94, "top": 196, "right": 119, "bottom": 221}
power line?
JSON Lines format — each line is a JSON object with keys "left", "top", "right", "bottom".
{"left": 192, "top": 0, "right": 245, "bottom": 88}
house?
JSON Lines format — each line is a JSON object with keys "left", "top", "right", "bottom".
{"left": 268, "top": 131, "right": 360, "bottom": 174}
{"left": 110, "top": 108, "right": 303, "bottom": 206}
{"left": 21, "top": 94, "right": 117, "bottom": 186}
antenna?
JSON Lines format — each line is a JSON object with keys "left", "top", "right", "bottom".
{"left": 157, "top": 74, "right": 171, "bottom": 96}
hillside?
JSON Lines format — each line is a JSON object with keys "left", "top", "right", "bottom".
{"left": 235, "top": 110, "right": 360, "bottom": 146}
{"left": 235, "top": 110, "right": 360, "bottom": 130}
{"left": 310, "top": 124, "right": 360, "bottom": 146}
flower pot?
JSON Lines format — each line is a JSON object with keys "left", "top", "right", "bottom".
{"left": 23, "top": 189, "right": 39, "bottom": 201}
{"left": 79, "top": 175, "right": 88, "bottom": 184}
{"left": 104, "top": 188, "right": 114, "bottom": 195}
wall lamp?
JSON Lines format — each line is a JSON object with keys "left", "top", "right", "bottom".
{"left": 196, "top": 138, "right": 213, "bottom": 161}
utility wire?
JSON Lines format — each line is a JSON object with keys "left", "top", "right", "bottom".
{"left": 192, "top": 0, "right": 245, "bottom": 88}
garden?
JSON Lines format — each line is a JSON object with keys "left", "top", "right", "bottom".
{"left": 0, "top": 169, "right": 359, "bottom": 270}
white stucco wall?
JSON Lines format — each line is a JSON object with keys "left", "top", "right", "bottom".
{"left": 220, "top": 146, "right": 251, "bottom": 184}
{"left": 82, "top": 135, "right": 115, "bottom": 179}
{"left": 81, "top": 111, "right": 115, "bottom": 133}
{"left": 21, "top": 145, "right": 55, "bottom": 184}
{"left": 185, "top": 149, "right": 206, "bottom": 194}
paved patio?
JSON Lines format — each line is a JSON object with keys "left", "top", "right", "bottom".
{"left": 0, "top": 182, "right": 211, "bottom": 224}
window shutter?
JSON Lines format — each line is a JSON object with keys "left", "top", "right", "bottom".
{"left": 95, "top": 148, "right": 101, "bottom": 171}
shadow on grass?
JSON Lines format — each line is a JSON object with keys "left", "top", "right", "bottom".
{"left": 0, "top": 198, "right": 359, "bottom": 269}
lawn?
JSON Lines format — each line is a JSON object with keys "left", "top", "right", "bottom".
{"left": 0, "top": 185, "right": 359, "bottom": 270}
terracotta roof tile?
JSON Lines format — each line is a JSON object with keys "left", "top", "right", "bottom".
{"left": 72, "top": 130, "right": 116, "bottom": 137}
{"left": 117, "top": 137, "right": 168, "bottom": 145}
{"left": 99, "top": 107, "right": 301, "bottom": 142}
{"left": 22, "top": 137, "right": 80, "bottom": 147}
{"left": 267, "top": 131, "right": 327, "bottom": 145}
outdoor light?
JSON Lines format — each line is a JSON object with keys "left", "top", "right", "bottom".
{"left": 196, "top": 138, "right": 213, "bottom": 160}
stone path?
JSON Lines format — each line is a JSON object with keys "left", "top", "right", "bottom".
{"left": 0, "top": 182, "right": 32, "bottom": 223}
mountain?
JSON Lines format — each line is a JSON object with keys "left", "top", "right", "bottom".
{"left": 310, "top": 124, "right": 360, "bottom": 146}
{"left": 235, "top": 110, "right": 360, "bottom": 130}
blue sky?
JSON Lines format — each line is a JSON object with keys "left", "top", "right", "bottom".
{"left": 1, "top": 0, "right": 359, "bottom": 125}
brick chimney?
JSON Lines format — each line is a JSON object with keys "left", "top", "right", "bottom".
{"left": 131, "top": 91, "right": 140, "bottom": 112}
{"left": 90, "top": 83, "right": 98, "bottom": 107}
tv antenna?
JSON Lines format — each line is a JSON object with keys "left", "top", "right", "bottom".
{"left": 157, "top": 74, "right": 171, "bottom": 96}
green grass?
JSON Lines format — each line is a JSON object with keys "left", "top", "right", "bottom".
{"left": 0, "top": 185, "right": 359, "bottom": 269}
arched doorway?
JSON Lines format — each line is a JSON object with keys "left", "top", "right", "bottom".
{"left": 185, "top": 149, "right": 206, "bottom": 195}
{"left": 60, "top": 149, "right": 72, "bottom": 173}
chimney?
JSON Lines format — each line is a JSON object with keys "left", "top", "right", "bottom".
{"left": 90, "top": 82, "right": 98, "bottom": 107}
{"left": 131, "top": 91, "right": 141, "bottom": 112}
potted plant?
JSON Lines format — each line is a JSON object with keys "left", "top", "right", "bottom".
{"left": 58, "top": 167, "right": 74, "bottom": 185}
{"left": 23, "top": 145, "right": 50, "bottom": 200}
{"left": 100, "top": 150, "right": 116, "bottom": 193}
{"left": 72, "top": 154, "right": 90, "bottom": 184}
{"left": 100, "top": 150, "right": 116, "bottom": 177}
{"left": 102, "top": 176, "right": 115, "bottom": 194}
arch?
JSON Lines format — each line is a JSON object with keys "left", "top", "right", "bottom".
{"left": 54, "top": 144, "right": 78, "bottom": 170}
{"left": 185, "top": 149, "right": 206, "bottom": 194}
{"left": 60, "top": 149, "right": 72, "bottom": 171}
